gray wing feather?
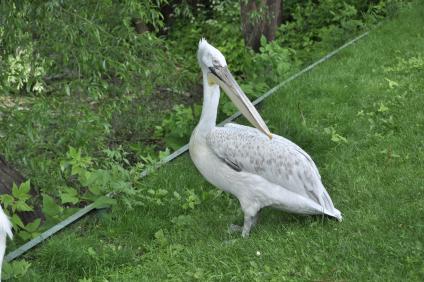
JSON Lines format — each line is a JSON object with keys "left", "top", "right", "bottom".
{"left": 208, "top": 123, "right": 336, "bottom": 211}
{"left": 224, "top": 123, "right": 319, "bottom": 176}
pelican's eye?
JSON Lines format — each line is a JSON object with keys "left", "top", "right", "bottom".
{"left": 212, "top": 59, "right": 220, "bottom": 67}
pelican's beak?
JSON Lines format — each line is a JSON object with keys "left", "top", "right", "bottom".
{"left": 208, "top": 66, "right": 272, "bottom": 139}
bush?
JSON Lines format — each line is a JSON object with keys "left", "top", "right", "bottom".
{"left": 0, "top": 1, "right": 185, "bottom": 99}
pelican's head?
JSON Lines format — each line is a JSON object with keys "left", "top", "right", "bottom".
{"left": 197, "top": 39, "right": 272, "bottom": 139}
{"left": 197, "top": 39, "right": 227, "bottom": 73}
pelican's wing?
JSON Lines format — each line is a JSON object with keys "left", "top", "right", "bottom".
{"left": 224, "top": 123, "right": 318, "bottom": 175}
{"left": 207, "top": 124, "right": 339, "bottom": 217}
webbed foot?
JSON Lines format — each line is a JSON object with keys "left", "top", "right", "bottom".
{"left": 228, "top": 224, "right": 243, "bottom": 234}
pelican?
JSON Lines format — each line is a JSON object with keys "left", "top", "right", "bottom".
{"left": 189, "top": 39, "right": 342, "bottom": 237}
{"left": 0, "top": 205, "right": 12, "bottom": 279}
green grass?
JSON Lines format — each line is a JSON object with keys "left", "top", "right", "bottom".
{"left": 10, "top": 2, "right": 424, "bottom": 281}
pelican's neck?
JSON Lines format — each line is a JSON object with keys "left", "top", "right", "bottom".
{"left": 197, "top": 70, "right": 220, "bottom": 132}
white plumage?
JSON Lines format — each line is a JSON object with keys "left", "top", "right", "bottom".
{"left": 189, "top": 39, "right": 341, "bottom": 237}
{"left": 0, "top": 205, "right": 12, "bottom": 279}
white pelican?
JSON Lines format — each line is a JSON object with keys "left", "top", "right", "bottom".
{"left": 189, "top": 39, "right": 342, "bottom": 237}
{"left": 0, "top": 205, "right": 12, "bottom": 279}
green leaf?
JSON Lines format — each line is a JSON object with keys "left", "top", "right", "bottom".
{"left": 65, "top": 84, "right": 71, "bottom": 96}
{"left": 12, "top": 181, "right": 31, "bottom": 201}
{"left": 60, "top": 193, "right": 79, "bottom": 205}
{"left": 171, "top": 215, "right": 193, "bottom": 227}
{"left": 173, "top": 191, "right": 181, "bottom": 200}
{"left": 11, "top": 183, "right": 19, "bottom": 198}
{"left": 325, "top": 127, "right": 348, "bottom": 144}
{"left": 80, "top": 192, "right": 99, "bottom": 202}
{"left": 158, "top": 148, "right": 170, "bottom": 160}
{"left": 15, "top": 200, "right": 33, "bottom": 212}
{"left": 87, "top": 247, "right": 97, "bottom": 257}
{"left": 60, "top": 187, "right": 79, "bottom": 205}
{"left": 93, "top": 196, "right": 117, "bottom": 209}
{"left": 331, "top": 133, "right": 348, "bottom": 144}
{"left": 260, "top": 35, "right": 267, "bottom": 47}
{"left": 384, "top": 77, "right": 399, "bottom": 89}
{"left": 154, "top": 229, "right": 168, "bottom": 246}
{"left": 24, "top": 218, "right": 41, "bottom": 233}
{"left": 62, "top": 207, "right": 80, "bottom": 219}
{"left": 19, "top": 180, "right": 31, "bottom": 194}
{"left": 11, "top": 213, "right": 25, "bottom": 228}
{"left": 42, "top": 194, "right": 63, "bottom": 218}
{"left": 88, "top": 185, "right": 102, "bottom": 196}
{"left": 60, "top": 160, "right": 70, "bottom": 172}
{"left": 18, "top": 230, "right": 32, "bottom": 241}
{"left": 378, "top": 102, "right": 389, "bottom": 113}
{"left": 164, "top": 135, "right": 185, "bottom": 151}
{"left": 2, "top": 260, "right": 31, "bottom": 280}
{"left": 0, "top": 194, "right": 14, "bottom": 208}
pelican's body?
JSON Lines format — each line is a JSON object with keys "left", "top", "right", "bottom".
{"left": 190, "top": 39, "right": 341, "bottom": 237}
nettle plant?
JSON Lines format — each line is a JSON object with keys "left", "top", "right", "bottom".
{"left": 60, "top": 146, "right": 173, "bottom": 209}
{"left": 0, "top": 181, "right": 41, "bottom": 241}
{"left": 0, "top": 144, "right": 175, "bottom": 243}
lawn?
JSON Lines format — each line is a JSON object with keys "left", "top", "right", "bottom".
{"left": 8, "top": 2, "right": 424, "bottom": 281}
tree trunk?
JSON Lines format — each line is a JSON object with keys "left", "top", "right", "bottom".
{"left": 240, "top": 0, "right": 283, "bottom": 52}
{"left": 0, "top": 155, "right": 44, "bottom": 224}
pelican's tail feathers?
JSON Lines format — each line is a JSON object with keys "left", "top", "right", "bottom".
{"left": 324, "top": 207, "right": 343, "bottom": 222}
{"left": 318, "top": 186, "right": 342, "bottom": 221}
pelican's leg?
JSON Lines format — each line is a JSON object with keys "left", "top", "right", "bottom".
{"left": 239, "top": 200, "right": 261, "bottom": 237}
{"left": 228, "top": 212, "right": 259, "bottom": 236}
{"left": 241, "top": 212, "right": 259, "bottom": 238}
{"left": 228, "top": 200, "right": 260, "bottom": 237}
